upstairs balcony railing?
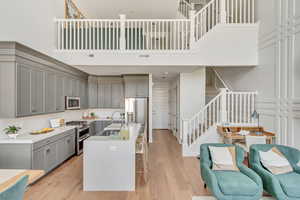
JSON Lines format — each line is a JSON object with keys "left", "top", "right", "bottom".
{"left": 55, "top": 0, "right": 255, "bottom": 51}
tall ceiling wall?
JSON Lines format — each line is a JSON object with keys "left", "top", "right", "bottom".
{"left": 73, "top": 0, "right": 180, "bottom": 19}
{"left": 214, "top": 0, "right": 300, "bottom": 149}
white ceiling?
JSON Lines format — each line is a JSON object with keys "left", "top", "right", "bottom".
{"left": 73, "top": 0, "right": 179, "bottom": 19}
{"left": 74, "top": 65, "right": 202, "bottom": 81}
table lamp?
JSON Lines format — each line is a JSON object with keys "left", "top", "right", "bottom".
{"left": 251, "top": 110, "right": 261, "bottom": 135}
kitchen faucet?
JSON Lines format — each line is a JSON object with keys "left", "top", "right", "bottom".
{"left": 111, "top": 111, "right": 125, "bottom": 125}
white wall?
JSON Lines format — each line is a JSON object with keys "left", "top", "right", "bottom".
{"left": 0, "top": 0, "right": 64, "bottom": 58}
{"left": 214, "top": 0, "right": 300, "bottom": 148}
{"left": 74, "top": 0, "right": 179, "bottom": 19}
{"left": 180, "top": 68, "right": 206, "bottom": 120}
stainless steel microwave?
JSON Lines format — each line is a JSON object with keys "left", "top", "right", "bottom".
{"left": 65, "top": 97, "right": 80, "bottom": 110}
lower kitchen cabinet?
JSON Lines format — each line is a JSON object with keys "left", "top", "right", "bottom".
{"left": 0, "top": 129, "right": 76, "bottom": 173}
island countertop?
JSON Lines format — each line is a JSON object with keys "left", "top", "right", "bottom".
{"left": 85, "top": 123, "right": 142, "bottom": 142}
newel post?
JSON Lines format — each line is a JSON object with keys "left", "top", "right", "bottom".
{"left": 182, "top": 119, "right": 189, "bottom": 145}
{"left": 220, "top": 88, "right": 228, "bottom": 124}
{"left": 119, "top": 14, "right": 126, "bottom": 50}
{"left": 189, "top": 10, "right": 196, "bottom": 49}
{"left": 220, "top": 0, "right": 227, "bottom": 23}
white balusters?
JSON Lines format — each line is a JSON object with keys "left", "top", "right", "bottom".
{"left": 182, "top": 90, "right": 257, "bottom": 146}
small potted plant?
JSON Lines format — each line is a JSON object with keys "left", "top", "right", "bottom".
{"left": 3, "top": 125, "right": 21, "bottom": 139}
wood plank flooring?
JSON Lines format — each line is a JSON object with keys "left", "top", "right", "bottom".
{"left": 24, "top": 130, "right": 209, "bottom": 200}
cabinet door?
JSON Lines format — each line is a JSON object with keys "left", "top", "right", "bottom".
{"left": 64, "top": 77, "right": 73, "bottom": 97}
{"left": 56, "top": 75, "right": 65, "bottom": 112}
{"left": 89, "top": 122, "right": 96, "bottom": 136}
{"left": 66, "top": 134, "right": 75, "bottom": 157}
{"left": 44, "top": 143, "right": 57, "bottom": 172}
{"left": 111, "top": 82, "right": 124, "bottom": 108}
{"left": 88, "top": 78, "right": 98, "bottom": 108}
{"left": 72, "top": 79, "right": 79, "bottom": 97}
{"left": 32, "top": 147, "right": 45, "bottom": 170}
{"left": 103, "top": 82, "right": 112, "bottom": 108}
{"left": 124, "top": 79, "right": 137, "bottom": 98}
{"left": 80, "top": 80, "right": 86, "bottom": 109}
{"left": 56, "top": 139, "right": 66, "bottom": 165}
{"left": 45, "top": 72, "right": 56, "bottom": 113}
{"left": 16, "top": 64, "right": 31, "bottom": 116}
{"left": 31, "top": 68, "right": 44, "bottom": 114}
{"left": 136, "top": 78, "right": 149, "bottom": 97}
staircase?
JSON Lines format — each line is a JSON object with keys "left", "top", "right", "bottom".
{"left": 181, "top": 88, "right": 257, "bottom": 156}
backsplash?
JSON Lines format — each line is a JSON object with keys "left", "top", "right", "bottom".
{"left": 0, "top": 109, "right": 124, "bottom": 137}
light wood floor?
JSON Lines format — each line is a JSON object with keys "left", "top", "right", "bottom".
{"left": 25, "top": 130, "right": 209, "bottom": 200}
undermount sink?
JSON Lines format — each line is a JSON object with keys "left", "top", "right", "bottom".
{"left": 101, "top": 129, "right": 120, "bottom": 136}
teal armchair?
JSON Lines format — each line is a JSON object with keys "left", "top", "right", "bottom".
{"left": 250, "top": 144, "right": 300, "bottom": 200}
{"left": 0, "top": 175, "right": 28, "bottom": 200}
{"left": 200, "top": 143, "right": 263, "bottom": 200}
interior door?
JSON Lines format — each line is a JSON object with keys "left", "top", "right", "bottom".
{"left": 152, "top": 81, "right": 169, "bottom": 129}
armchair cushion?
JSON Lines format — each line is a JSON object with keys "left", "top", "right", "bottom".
{"left": 214, "top": 171, "right": 259, "bottom": 196}
{"left": 276, "top": 172, "right": 300, "bottom": 198}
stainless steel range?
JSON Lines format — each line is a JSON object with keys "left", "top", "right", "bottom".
{"left": 66, "top": 121, "right": 90, "bottom": 155}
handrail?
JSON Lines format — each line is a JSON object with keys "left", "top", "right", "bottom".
{"left": 194, "top": 0, "right": 215, "bottom": 16}
{"left": 212, "top": 68, "right": 231, "bottom": 91}
{"left": 65, "top": 0, "right": 86, "bottom": 19}
{"left": 182, "top": 90, "right": 257, "bottom": 146}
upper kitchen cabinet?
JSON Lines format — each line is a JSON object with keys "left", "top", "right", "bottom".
{"left": 55, "top": 75, "right": 65, "bottom": 112}
{"left": 0, "top": 42, "right": 88, "bottom": 118}
{"left": 124, "top": 75, "right": 149, "bottom": 98}
{"left": 45, "top": 72, "right": 56, "bottom": 113}
{"left": 16, "top": 64, "right": 45, "bottom": 117}
{"left": 88, "top": 76, "right": 98, "bottom": 108}
{"left": 80, "top": 80, "right": 88, "bottom": 109}
{"left": 88, "top": 76, "right": 124, "bottom": 109}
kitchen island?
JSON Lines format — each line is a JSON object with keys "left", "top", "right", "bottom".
{"left": 83, "top": 123, "right": 141, "bottom": 191}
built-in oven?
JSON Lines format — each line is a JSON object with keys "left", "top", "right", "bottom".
{"left": 65, "top": 96, "right": 80, "bottom": 110}
{"left": 65, "top": 121, "right": 90, "bottom": 155}
{"left": 77, "top": 126, "right": 90, "bottom": 155}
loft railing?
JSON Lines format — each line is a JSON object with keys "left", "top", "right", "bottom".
{"left": 55, "top": 0, "right": 255, "bottom": 51}
{"left": 182, "top": 89, "right": 257, "bottom": 146}
{"left": 178, "top": 0, "right": 195, "bottom": 18}
{"left": 55, "top": 18, "right": 191, "bottom": 51}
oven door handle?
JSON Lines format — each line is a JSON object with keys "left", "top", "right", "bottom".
{"left": 78, "top": 134, "right": 90, "bottom": 142}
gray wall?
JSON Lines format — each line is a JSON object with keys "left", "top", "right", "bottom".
{"left": 215, "top": 0, "right": 300, "bottom": 148}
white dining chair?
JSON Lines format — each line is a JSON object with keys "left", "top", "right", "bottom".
{"left": 237, "top": 135, "right": 267, "bottom": 152}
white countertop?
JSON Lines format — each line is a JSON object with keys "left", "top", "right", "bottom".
{"left": 0, "top": 126, "right": 76, "bottom": 144}
{"left": 86, "top": 123, "right": 141, "bottom": 142}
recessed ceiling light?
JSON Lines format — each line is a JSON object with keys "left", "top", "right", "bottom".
{"left": 88, "top": 54, "right": 94, "bottom": 57}
{"left": 164, "top": 72, "right": 169, "bottom": 75}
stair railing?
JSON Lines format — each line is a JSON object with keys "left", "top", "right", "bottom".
{"left": 182, "top": 89, "right": 257, "bottom": 146}
{"left": 178, "top": 0, "right": 195, "bottom": 18}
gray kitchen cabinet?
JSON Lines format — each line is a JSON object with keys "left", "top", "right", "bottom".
{"left": 0, "top": 42, "right": 88, "bottom": 118}
{"left": 45, "top": 72, "right": 56, "bottom": 113}
{"left": 124, "top": 75, "right": 149, "bottom": 98}
{"left": 32, "top": 147, "right": 45, "bottom": 170}
{"left": 64, "top": 77, "right": 73, "bottom": 97}
{"left": 31, "top": 68, "right": 44, "bottom": 115}
{"left": 111, "top": 82, "right": 124, "bottom": 108}
{"left": 44, "top": 143, "right": 57, "bottom": 172}
{"left": 88, "top": 76, "right": 98, "bottom": 108}
{"left": 16, "top": 64, "right": 31, "bottom": 116}
{"left": 94, "top": 77, "right": 124, "bottom": 109}
{"left": 0, "top": 129, "right": 76, "bottom": 174}
{"left": 79, "top": 80, "right": 88, "bottom": 109}
{"left": 56, "top": 75, "right": 65, "bottom": 112}
{"left": 89, "top": 121, "right": 96, "bottom": 136}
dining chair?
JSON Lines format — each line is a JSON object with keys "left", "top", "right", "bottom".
{"left": 0, "top": 175, "right": 29, "bottom": 200}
